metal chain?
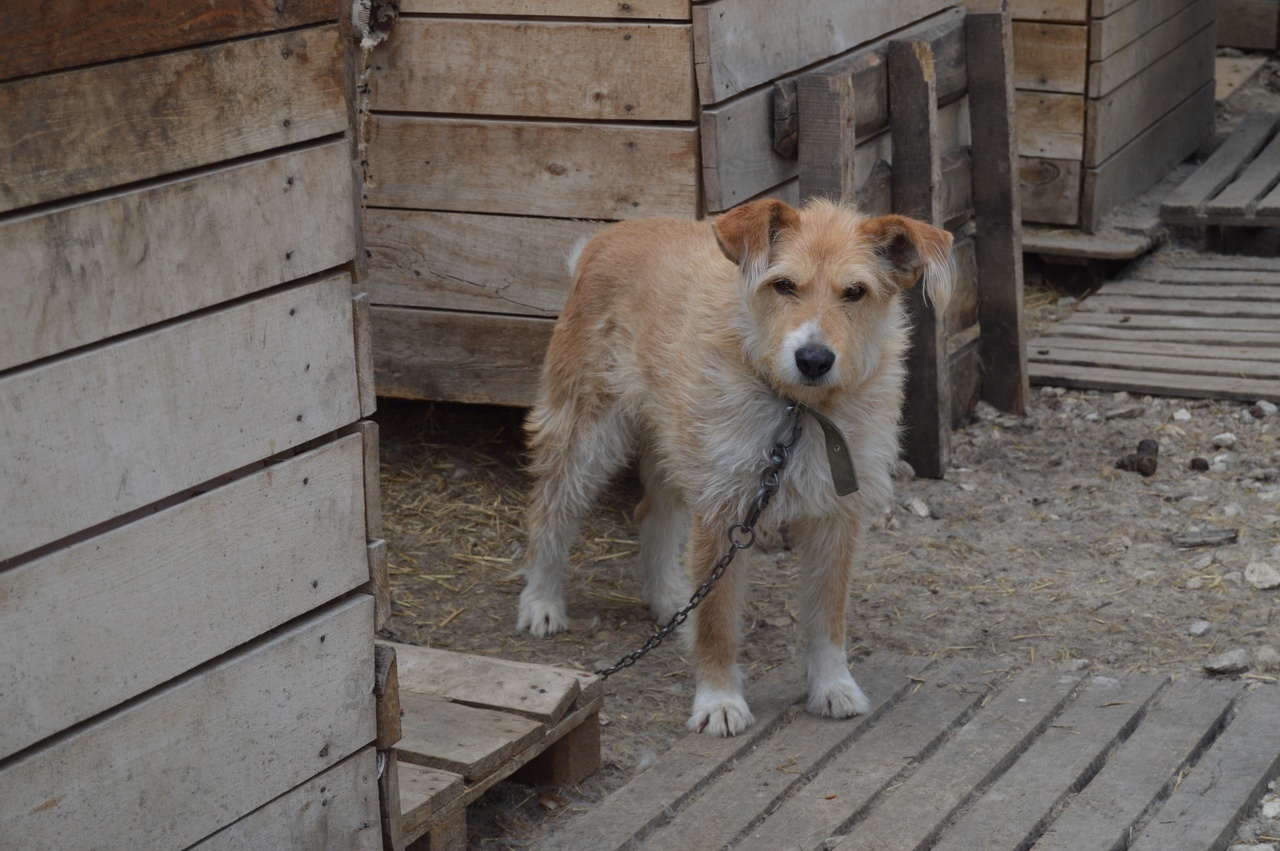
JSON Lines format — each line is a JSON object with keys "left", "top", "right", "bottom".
{"left": 595, "top": 402, "right": 805, "bottom": 679}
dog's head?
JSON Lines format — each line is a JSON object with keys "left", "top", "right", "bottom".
{"left": 714, "top": 197, "right": 953, "bottom": 404}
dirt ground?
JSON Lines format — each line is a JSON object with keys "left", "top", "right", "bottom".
{"left": 375, "top": 57, "right": 1280, "bottom": 850}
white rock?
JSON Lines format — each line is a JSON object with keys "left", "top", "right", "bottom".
{"left": 1210, "top": 462, "right": 1228, "bottom": 474}
{"left": 1222, "top": 503, "right": 1242, "bottom": 518}
{"left": 1233, "top": 844, "right": 1276, "bottom": 851}
{"left": 1245, "top": 561, "right": 1280, "bottom": 590}
{"left": 1213, "top": 432, "right": 1237, "bottom": 449}
{"left": 906, "top": 497, "right": 930, "bottom": 518}
{"left": 1173, "top": 408, "right": 1192, "bottom": 422}
{"left": 1256, "top": 646, "right": 1280, "bottom": 673}
{"left": 1185, "top": 577, "right": 1206, "bottom": 590}
{"left": 1055, "top": 295, "right": 1077, "bottom": 307}
{"left": 1193, "top": 552, "right": 1216, "bottom": 570}
{"left": 1225, "top": 571, "right": 1244, "bottom": 586}
{"left": 1188, "top": 619, "right": 1212, "bottom": 637}
{"left": 1113, "top": 391, "right": 1130, "bottom": 402}
{"left": 1204, "top": 648, "right": 1251, "bottom": 674}
{"left": 1263, "top": 794, "right": 1280, "bottom": 820}
{"left": 1257, "top": 400, "right": 1279, "bottom": 417}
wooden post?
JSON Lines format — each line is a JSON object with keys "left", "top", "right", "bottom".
{"left": 379, "top": 750, "right": 405, "bottom": 851}
{"left": 889, "top": 38, "right": 949, "bottom": 479}
{"left": 796, "top": 69, "right": 858, "bottom": 202}
{"left": 966, "top": 11, "right": 1030, "bottom": 415}
{"left": 510, "top": 711, "right": 603, "bottom": 787}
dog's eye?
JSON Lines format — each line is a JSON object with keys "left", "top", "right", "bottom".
{"left": 842, "top": 284, "right": 867, "bottom": 303}
{"left": 771, "top": 278, "right": 798, "bottom": 297}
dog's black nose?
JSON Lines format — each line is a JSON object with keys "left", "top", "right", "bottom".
{"left": 795, "top": 344, "right": 835, "bottom": 379}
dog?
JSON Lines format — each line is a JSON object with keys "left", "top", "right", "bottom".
{"left": 517, "top": 197, "right": 953, "bottom": 736}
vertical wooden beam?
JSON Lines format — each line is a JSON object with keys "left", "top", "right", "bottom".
{"left": 797, "top": 70, "right": 858, "bottom": 202}
{"left": 966, "top": 11, "right": 1030, "bottom": 415}
{"left": 368, "top": 538, "right": 392, "bottom": 631}
{"left": 353, "top": 291, "right": 378, "bottom": 419}
{"left": 374, "top": 643, "right": 402, "bottom": 750}
{"left": 890, "top": 38, "right": 950, "bottom": 479}
{"left": 379, "top": 749, "right": 405, "bottom": 851}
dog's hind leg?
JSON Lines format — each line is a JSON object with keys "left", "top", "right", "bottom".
{"left": 519, "top": 399, "right": 633, "bottom": 636}
{"left": 792, "top": 512, "right": 870, "bottom": 719}
{"left": 637, "top": 455, "right": 690, "bottom": 623}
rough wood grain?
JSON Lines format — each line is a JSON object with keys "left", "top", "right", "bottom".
{"left": 1218, "top": 0, "right": 1280, "bottom": 49}
{"left": 370, "top": 19, "right": 693, "bottom": 121}
{"left": 1056, "top": 310, "right": 1280, "bottom": 333}
{"left": 352, "top": 292, "right": 377, "bottom": 419}
{"left": 1205, "top": 131, "right": 1280, "bottom": 215}
{"left": 368, "top": 539, "right": 391, "bottom": 632}
{"left": 371, "top": 307, "right": 554, "bottom": 406}
{"left": 364, "top": 117, "right": 699, "bottom": 220}
{"left": 342, "top": 420, "right": 384, "bottom": 541}
{"left": 364, "top": 209, "right": 602, "bottom": 317}
{"left": 397, "top": 693, "right": 544, "bottom": 781}
{"left": 1017, "top": 91, "right": 1085, "bottom": 159}
{"left": 1088, "top": 0, "right": 1217, "bottom": 98}
{"left": 1010, "top": 0, "right": 1088, "bottom": 20}
{"left": 190, "top": 748, "right": 381, "bottom": 851}
{"left": 0, "top": 275, "right": 360, "bottom": 563}
{"left": 380, "top": 750, "right": 406, "bottom": 851}
{"left": 1020, "top": 156, "right": 1082, "bottom": 225}
{"left": 797, "top": 71, "right": 858, "bottom": 202}
{"left": 1012, "top": 21, "right": 1087, "bottom": 93}
{"left": 692, "top": 0, "right": 953, "bottom": 105}
{"left": 0, "top": 0, "right": 336, "bottom": 82}
{"left": 1032, "top": 335, "right": 1280, "bottom": 361}
{"left": 1029, "top": 344, "right": 1280, "bottom": 379}
{"left": 397, "top": 0, "right": 689, "bottom": 16}
{"left": 0, "top": 435, "right": 366, "bottom": 761}
{"left": 0, "top": 597, "right": 376, "bottom": 849}
{"left": 1102, "top": 280, "right": 1280, "bottom": 300}
{"left": 0, "top": 140, "right": 354, "bottom": 372}
{"left": 399, "top": 762, "right": 465, "bottom": 843}
{"left": 390, "top": 643, "right": 593, "bottom": 724}
{"left": 1076, "top": 293, "right": 1280, "bottom": 318}
{"left": 509, "top": 711, "right": 602, "bottom": 787}
{"left": 1027, "top": 362, "right": 1280, "bottom": 401}
{"left": 1090, "top": 0, "right": 1199, "bottom": 59}
{"left": 1161, "top": 112, "right": 1277, "bottom": 221}
{"left": 0, "top": 26, "right": 347, "bottom": 214}
{"left": 375, "top": 644, "right": 403, "bottom": 750}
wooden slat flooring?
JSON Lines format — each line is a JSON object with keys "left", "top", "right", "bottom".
{"left": 1029, "top": 251, "right": 1280, "bottom": 402}
{"left": 534, "top": 653, "right": 1280, "bottom": 851}
{"left": 1162, "top": 112, "right": 1280, "bottom": 226}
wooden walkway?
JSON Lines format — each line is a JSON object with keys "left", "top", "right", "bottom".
{"left": 1162, "top": 112, "right": 1280, "bottom": 228}
{"left": 535, "top": 652, "right": 1280, "bottom": 851}
{"left": 1027, "top": 251, "right": 1280, "bottom": 402}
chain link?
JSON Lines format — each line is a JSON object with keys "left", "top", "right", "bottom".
{"left": 595, "top": 403, "right": 805, "bottom": 679}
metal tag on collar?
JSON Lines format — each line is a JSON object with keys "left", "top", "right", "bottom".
{"left": 798, "top": 404, "right": 860, "bottom": 496}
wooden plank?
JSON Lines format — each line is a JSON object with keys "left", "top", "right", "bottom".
{"left": 364, "top": 210, "right": 602, "bottom": 317}
{"left": 364, "top": 117, "right": 699, "bottom": 220}
{"left": 0, "top": 26, "right": 347, "bottom": 214}
{"left": 1090, "top": 0, "right": 1148, "bottom": 16}
{"left": 0, "top": 275, "right": 359, "bottom": 563}
{"left": 735, "top": 659, "right": 997, "bottom": 851}
{"left": 0, "top": 140, "right": 355, "bottom": 373}
{"left": 380, "top": 750, "right": 405, "bottom": 851}
{"left": 375, "top": 644, "right": 403, "bottom": 750}
{"left": 940, "top": 147, "right": 975, "bottom": 229}
{"left": 931, "top": 674, "right": 1166, "bottom": 851}
{"left": 943, "top": 235, "right": 979, "bottom": 337}
{"left": 389, "top": 643, "right": 592, "bottom": 724}
{"left": 1082, "top": 81, "right": 1215, "bottom": 231}
{"left": 397, "top": 693, "right": 544, "bottom": 781}
{"left": 1056, "top": 310, "right": 1280, "bottom": 334}
{"left": 352, "top": 293, "right": 377, "bottom": 420}
{"left": 190, "top": 748, "right": 381, "bottom": 851}
{"left": 1089, "top": 0, "right": 1218, "bottom": 98}
{"left": 1020, "top": 156, "right": 1081, "bottom": 225}
{"left": 1217, "top": 55, "right": 1269, "bottom": 101}
{"left": 1102, "top": 280, "right": 1280, "bottom": 299}
{"left": 1077, "top": 294, "right": 1280, "bottom": 318}
{"left": 372, "top": 307, "right": 553, "bottom": 406}
{"left": 341, "top": 420, "right": 384, "bottom": 541}
{"left": 1027, "top": 362, "right": 1280, "bottom": 401}
{"left": 399, "top": 763, "right": 465, "bottom": 843}
{"left": 1218, "top": 0, "right": 1280, "bottom": 49}
{"left": 797, "top": 70, "right": 858, "bottom": 202}
{"left": 1085, "top": 23, "right": 1216, "bottom": 167}
{"left": 1045, "top": 324, "right": 1280, "bottom": 346}
{"left": 833, "top": 666, "right": 1087, "bottom": 851}
{"left": 1090, "top": 0, "right": 1199, "bottom": 59}
{"left": 370, "top": 20, "right": 693, "bottom": 121}
{"left": 1131, "top": 264, "right": 1280, "bottom": 283}
{"left": 1012, "top": 21, "right": 1087, "bottom": 93}
{"left": 1161, "top": 112, "right": 1277, "bottom": 220}
{"left": 368, "top": 539, "right": 392, "bottom": 632}
{"left": 0, "top": 435, "right": 367, "bottom": 761}
{"left": 510, "top": 710, "right": 602, "bottom": 787}
{"left": 1029, "top": 346, "right": 1280, "bottom": 380}
{"left": 0, "top": 596, "right": 375, "bottom": 849}
{"left": 1022, "top": 224, "right": 1152, "bottom": 259}
{"left": 0, "top": 0, "right": 336, "bottom": 82}
{"left": 1245, "top": 175, "right": 1280, "bottom": 218}
{"left": 1010, "top": 0, "right": 1088, "bottom": 21}
{"left": 1032, "top": 335, "right": 1280, "bottom": 361}
{"left": 1128, "top": 687, "right": 1280, "bottom": 851}
{"left": 968, "top": 11, "right": 1030, "bottom": 415}
{"left": 1016, "top": 91, "right": 1085, "bottom": 159}
{"left": 691, "top": 0, "right": 952, "bottom": 105}
{"left": 949, "top": 337, "right": 983, "bottom": 426}
{"left": 1206, "top": 131, "right": 1280, "bottom": 215}
{"left": 892, "top": 37, "right": 949, "bottom": 480}
{"left": 1033, "top": 680, "right": 1241, "bottom": 851}
{"left": 397, "top": 0, "right": 690, "bottom": 16}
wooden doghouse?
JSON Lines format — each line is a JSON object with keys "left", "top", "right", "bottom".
{"left": 0, "top": 2, "right": 389, "bottom": 846}
{"left": 362, "top": 0, "right": 1028, "bottom": 477}
{"left": 1012, "top": 0, "right": 1218, "bottom": 231}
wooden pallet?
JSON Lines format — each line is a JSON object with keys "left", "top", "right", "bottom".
{"left": 1028, "top": 251, "right": 1280, "bottom": 402}
{"left": 534, "top": 652, "right": 1280, "bottom": 851}
{"left": 1162, "top": 112, "right": 1280, "bottom": 228}
{"left": 379, "top": 643, "right": 603, "bottom": 851}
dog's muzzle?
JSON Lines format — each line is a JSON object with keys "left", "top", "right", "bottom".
{"left": 795, "top": 344, "right": 835, "bottom": 379}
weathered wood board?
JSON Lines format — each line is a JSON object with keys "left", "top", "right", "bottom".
{"left": 1017, "top": 91, "right": 1085, "bottom": 159}
{"left": 0, "top": 26, "right": 347, "bottom": 213}
{"left": 1011, "top": 0, "right": 1089, "bottom": 21}
{"left": 364, "top": 117, "right": 700, "bottom": 220}
{"left": 0, "top": 435, "right": 367, "bottom": 761}
{"left": 1162, "top": 110, "right": 1280, "bottom": 227}
{"left": 370, "top": 19, "right": 694, "bottom": 121}
{"left": 1090, "top": 0, "right": 1199, "bottom": 59}
{"left": 1013, "top": 21, "right": 1088, "bottom": 93}
{"left": 397, "top": 0, "right": 690, "bottom": 16}
{"left": 0, "top": 140, "right": 355, "bottom": 372}
{"left": 189, "top": 748, "right": 381, "bottom": 851}
{"left": 535, "top": 655, "right": 1279, "bottom": 851}
{"left": 0, "top": 597, "right": 375, "bottom": 849}
{"left": 1021, "top": 156, "right": 1082, "bottom": 226}
{"left": 1218, "top": 0, "right": 1280, "bottom": 49}
{"left": 399, "top": 693, "right": 546, "bottom": 780}
{"left": 1087, "top": 0, "right": 1217, "bottom": 98}
{"left": 0, "top": 274, "right": 360, "bottom": 562}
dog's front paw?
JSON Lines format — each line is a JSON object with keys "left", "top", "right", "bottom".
{"left": 517, "top": 589, "right": 569, "bottom": 636}
{"left": 807, "top": 671, "right": 870, "bottom": 719}
{"left": 687, "top": 687, "right": 755, "bottom": 736}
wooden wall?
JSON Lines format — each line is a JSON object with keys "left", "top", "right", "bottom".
{"left": 0, "top": 1, "right": 385, "bottom": 846}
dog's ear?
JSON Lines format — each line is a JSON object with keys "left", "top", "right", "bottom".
{"left": 863, "top": 215, "right": 954, "bottom": 311}
{"left": 713, "top": 199, "right": 800, "bottom": 273}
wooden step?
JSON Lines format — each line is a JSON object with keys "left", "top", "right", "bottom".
{"left": 379, "top": 643, "right": 603, "bottom": 851}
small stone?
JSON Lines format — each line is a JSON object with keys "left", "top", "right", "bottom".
{"left": 1225, "top": 571, "right": 1244, "bottom": 586}
{"left": 1263, "top": 794, "right": 1280, "bottom": 820}
{"left": 1084, "top": 412, "right": 1099, "bottom": 422}
{"left": 1255, "top": 646, "right": 1280, "bottom": 673}
{"left": 1241, "top": 411, "right": 1256, "bottom": 426}
{"left": 1186, "top": 577, "right": 1206, "bottom": 590}
{"left": 1210, "top": 461, "right": 1228, "bottom": 474}
{"left": 1105, "top": 405, "right": 1144, "bottom": 420}
{"left": 1212, "top": 432, "right": 1237, "bottom": 449}
{"left": 1056, "top": 295, "right": 1077, "bottom": 307}
{"left": 1060, "top": 658, "right": 1091, "bottom": 672}
{"left": 1194, "top": 552, "right": 1216, "bottom": 570}
{"left": 1173, "top": 408, "right": 1192, "bottom": 422}
{"left": 905, "top": 497, "right": 930, "bottom": 518}
{"left": 1189, "top": 457, "right": 1210, "bottom": 472}
{"left": 1254, "top": 400, "right": 1278, "bottom": 418}
{"left": 1245, "top": 561, "right": 1280, "bottom": 590}
{"left": 1204, "top": 648, "right": 1251, "bottom": 674}
{"left": 1233, "top": 844, "right": 1276, "bottom": 851}
{"left": 1188, "top": 619, "right": 1211, "bottom": 637}
{"left": 1112, "top": 391, "right": 1130, "bottom": 402}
